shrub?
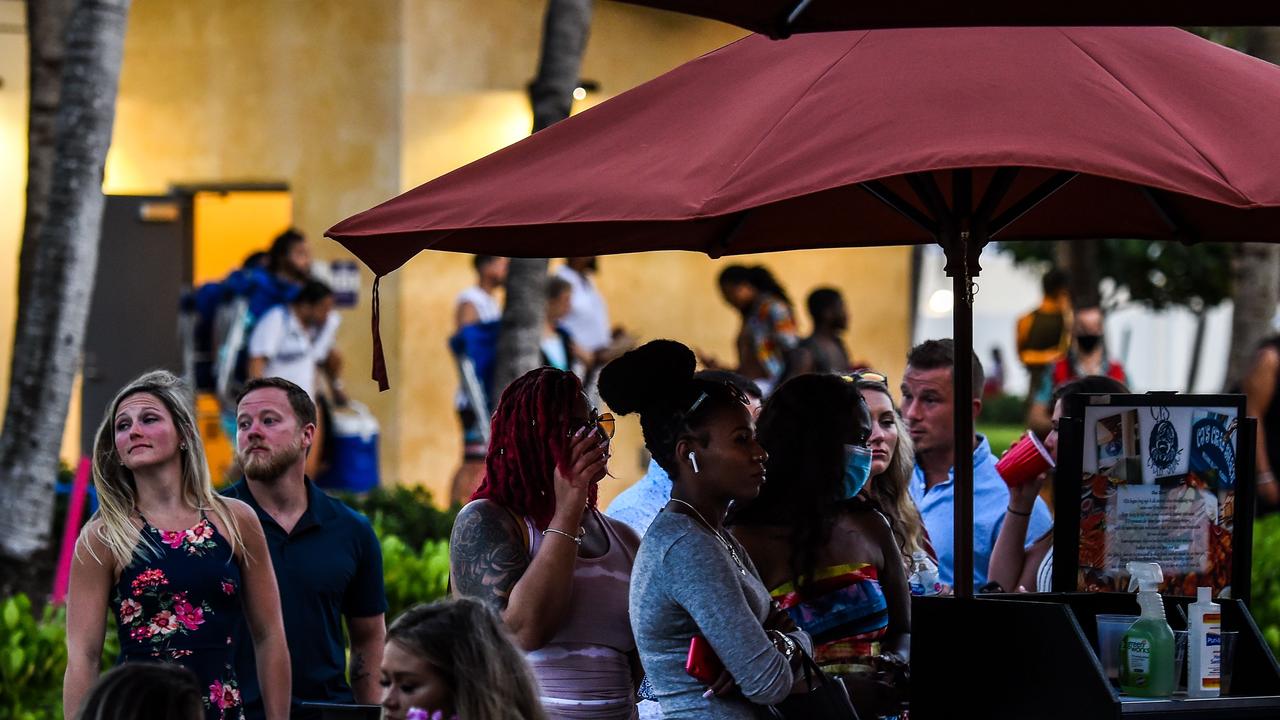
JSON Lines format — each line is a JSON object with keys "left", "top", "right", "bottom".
{"left": 380, "top": 535, "right": 451, "bottom": 620}
{"left": 0, "top": 594, "right": 117, "bottom": 720}
{"left": 336, "top": 485, "right": 460, "bottom": 550}
{"left": 1252, "top": 513, "right": 1280, "bottom": 654}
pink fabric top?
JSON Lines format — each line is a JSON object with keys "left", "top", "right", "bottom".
{"left": 525, "top": 511, "right": 639, "bottom": 719}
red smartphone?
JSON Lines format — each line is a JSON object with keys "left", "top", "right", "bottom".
{"left": 685, "top": 635, "right": 724, "bottom": 684}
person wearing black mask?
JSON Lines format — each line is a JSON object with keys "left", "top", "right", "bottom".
{"left": 1029, "top": 306, "right": 1129, "bottom": 431}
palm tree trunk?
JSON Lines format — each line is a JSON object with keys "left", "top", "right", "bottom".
{"left": 1225, "top": 28, "right": 1280, "bottom": 388}
{"left": 0, "top": 0, "right": 132, "bottom": 591}
{"left": 492, "top": 0, "right": 593, "bottom": 394}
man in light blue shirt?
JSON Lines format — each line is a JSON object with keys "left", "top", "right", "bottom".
{"left": 902, "top": 339, "right": 1052, "bottom": 589}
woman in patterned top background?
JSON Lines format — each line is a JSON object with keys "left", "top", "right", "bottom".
{"left": 64, "top": 371, "right": 290, "bottom": 720}
{"left": 715, "top": 265, "right": 799, "bottom": 397}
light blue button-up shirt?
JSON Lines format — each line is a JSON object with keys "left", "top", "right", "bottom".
{"left": 909, "top": 435, "right": 1053, "bottom": 588}
{"left": 605, "top": 458, "right": 673, "bottom": 536}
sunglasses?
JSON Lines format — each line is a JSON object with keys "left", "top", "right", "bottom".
{"left": 573, "top": 407, "right": 616, "bottom": 440}
{"left": 682, "top": 381, "right": 750, "bottom": 419}
{"left": 844, "top": 369, "right": 890, "bottom": 386}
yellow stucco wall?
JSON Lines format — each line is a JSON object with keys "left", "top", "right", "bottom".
{"left": 3, "top": 0, "right": 910, "bottom": 502}
{"left": 0, "top": 2, "right": 25, "bottom": 422}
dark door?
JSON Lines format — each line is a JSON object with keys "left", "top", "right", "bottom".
{"left": 81, "top": 195, "right": 187, "bottom": 454}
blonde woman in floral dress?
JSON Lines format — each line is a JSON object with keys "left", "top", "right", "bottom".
{"left": 63, "top": 371, "right": 290, "bottom": 720}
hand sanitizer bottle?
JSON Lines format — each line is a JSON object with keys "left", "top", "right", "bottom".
{"left": 1187, "top": 586, "right": 1222, "bottom": 698}
{"left": 1119, "top": 561, "right": 1175, "bottom": 698}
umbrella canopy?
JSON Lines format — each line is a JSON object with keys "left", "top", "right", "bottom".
{"left": 330, "top": 26, "right": 1280, "bottom": 597}
{"left": 331, "top": 27, "right": 1280, "bottom": 277}
{"left": 612, "top": 1, "right": 1280, "bottom": 38}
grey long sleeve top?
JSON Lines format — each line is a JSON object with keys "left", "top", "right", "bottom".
{"left": 630, "top": 510, "right": 812, "bottom": 719}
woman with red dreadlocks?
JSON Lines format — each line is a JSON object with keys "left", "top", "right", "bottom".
{"left": 450, "top": 367, "right": 642, "bottom": 719}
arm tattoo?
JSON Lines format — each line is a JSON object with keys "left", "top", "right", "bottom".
{"left": 450, "top": 502, "right": 530, "bottom": 611}
{"left": 350, "top": 651, "right": 368, "bottom": 684}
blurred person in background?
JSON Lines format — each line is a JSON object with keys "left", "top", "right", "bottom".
{"left": 732, "top": 374, "right": 910, "bottom": 720}
{"left": 713, "top": 265, "right": 799, "bottom": 396}
{"left": 450, "top": 255, "right": 509, "bottom": 503}
{"left": 380, "top": 598, "right": 546, "bottom": 720}
{"left": 65, "top": 371, "right": 289, "bottom": 720}
{"left": 784, "top": 287, "right": 852, "bottom": 379}
{"left": 74, "top": 663, "right": 205, "bottom": 720}
{"left": 450, "top": 367, "right": 641, "bottom": 719}
{"left": 1243, "top": 334, "right": 1280, "bottom": 511}
{"left": 1028, "top": 306, "right": 1128, "bottom": 435}
{"left": 1015, "top": 268, "right": 1072, "bottom": 431}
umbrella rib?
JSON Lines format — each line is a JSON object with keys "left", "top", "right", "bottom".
{"left": 1056, "top": 29, "right": 1243, "bottom": 200}
{"left": 703, "top": 31, "right": 872, "bottom": 209}
{"left": 988, "top": 171, "right": 1078, "bottom": 237}
{"left": 859, "top": 180, "right": 939, "bottom": 236}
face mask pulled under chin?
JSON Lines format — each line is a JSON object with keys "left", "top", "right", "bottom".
{"left": 1075, "top": 333, "right": 1103, "bottom": 353}
{"left": 839, "top": 444, "right": 874, "bottom": 500}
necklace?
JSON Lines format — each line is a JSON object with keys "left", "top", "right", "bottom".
{"left": 669, "top": 498, "right": 747, "bottom": 575}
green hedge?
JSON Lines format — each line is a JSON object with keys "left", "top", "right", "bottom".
{"left": 1251, "top": 514, "right": 1280, "bottom": 653}
{"left": 0, "top": 595, "right": 117, "bottom": 720}
{"left": 336, "top": 485, "right": 460, "bottom": 551}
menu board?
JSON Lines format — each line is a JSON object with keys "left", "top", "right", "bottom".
{"left": 1058, "top": 394, "right": 1249, "bottom": 598}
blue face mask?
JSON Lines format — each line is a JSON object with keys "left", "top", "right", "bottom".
{"left": 840, "top": 444, "right": 874, "bottom": 500}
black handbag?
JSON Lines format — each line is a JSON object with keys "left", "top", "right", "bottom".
{"left": 760, "top": 648, "right": 861, "bottom": 720}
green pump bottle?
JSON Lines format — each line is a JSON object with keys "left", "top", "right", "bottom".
{"left": 1119, "top": 561, "right": 1175, "bottom": 697}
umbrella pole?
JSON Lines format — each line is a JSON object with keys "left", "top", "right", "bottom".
{"left": 943, "top": 231, "right": 979, "bottom": 599}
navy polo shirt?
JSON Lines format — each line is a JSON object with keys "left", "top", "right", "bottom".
{"left": 224, "top": 479, "right": 386, "bottom": 720}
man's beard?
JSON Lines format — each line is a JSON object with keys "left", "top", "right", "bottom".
{"left": 239, "top": 437, "right": 305, "bottom": 482}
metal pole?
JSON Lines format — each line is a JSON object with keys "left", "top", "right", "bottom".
{"left": 948, "top": 232, "right": 976, "bottom": 599}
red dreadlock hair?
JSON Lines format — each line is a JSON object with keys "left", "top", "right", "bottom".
{"left": 471, "top": 367, "right": 599, "bottom": 531}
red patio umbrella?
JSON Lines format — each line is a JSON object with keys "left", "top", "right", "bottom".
{"left": 612, "top": 0, "right": 1280, "bottom": 38}
{"left": 329, "top": 26, "right": 1280, "bottom": 597}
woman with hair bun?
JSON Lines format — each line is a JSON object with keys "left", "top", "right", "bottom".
{"left": 730, "top": 374, "right": 911, "bottom": 719}
{"left": 379, "top": 598, "right": 546, "bottom": 720}
{"left": 599, "top": 340, "right": 812, "bottom": 719}
{"left": 449, "top": 367, "right": 641, "bottom": 719}
{"left": 716, "top": 265, "right": 799, "bottom": 396}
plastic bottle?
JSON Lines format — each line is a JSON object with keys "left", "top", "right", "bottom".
{"left": 1187, "top": 586, "right": 1222, "bottom": 698}
{"left": 908, "top": 550, "right": 941, "bottom": 596}
{"left": 1119, "top": 561, "right": 1175, "bottom": 697}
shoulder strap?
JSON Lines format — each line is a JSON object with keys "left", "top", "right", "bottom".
{"left": 502, "top": 505, "right": 532, "bottom": 557}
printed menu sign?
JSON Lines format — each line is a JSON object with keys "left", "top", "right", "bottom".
{"left": 1075, "top": 401, "right": 1238, "bottom": 596}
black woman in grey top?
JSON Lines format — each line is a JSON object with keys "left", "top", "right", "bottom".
{"left": 598, "top": 339, "right": 812, "bottom": 720}
{"left": 631, "top": 510, "right": 812, "bottom": 718}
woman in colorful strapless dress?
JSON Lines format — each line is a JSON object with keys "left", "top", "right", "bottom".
{"left": 63, "top": 371, "right": 290, "bottom": 720}
{"left": 732, "top": 374, "right": 912, "bottom": 720}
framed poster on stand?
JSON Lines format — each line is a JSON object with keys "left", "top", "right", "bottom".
{"left": 1053, "top": 393, "right": 1255, "bottom": 602}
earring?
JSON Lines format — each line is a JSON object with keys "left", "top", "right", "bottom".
{"left": 180, "top": 443, "right": 187, "bottom": 451}
{"left": 688, "top": 451, "right": 700, "bottom": 474}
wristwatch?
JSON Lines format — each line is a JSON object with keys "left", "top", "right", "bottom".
{"left": 770, "top": 629, "right": 797, "bottom": 661}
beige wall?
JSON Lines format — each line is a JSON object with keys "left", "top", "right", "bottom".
{"left": 0, "top": 2, "right": 25, "bottom": 421}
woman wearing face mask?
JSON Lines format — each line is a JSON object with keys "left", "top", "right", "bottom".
{"left": 449, "top": 367, "right": 641, "bottom": 719}
{"left": 379, "top": 598, "right": 546, "bottom": 720}
{"left": 599, "top": 340, "right": 811, "bottom": 720}
{"left": 731, "top": 374, "right": 911, "bottom": 720}
{"left": 988, "top": 375, "right": 1130, "bottom": 593}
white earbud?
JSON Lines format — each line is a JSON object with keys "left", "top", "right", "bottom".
{"left": 688, "top": 451, "right": 700, "bottom": 474}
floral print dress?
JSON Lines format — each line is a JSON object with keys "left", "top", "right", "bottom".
{"left": 113, "top": 511, "right": 245, "bottom": 720}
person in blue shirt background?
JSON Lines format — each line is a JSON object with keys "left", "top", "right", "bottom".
{"left": 901, "top": 339, "right": 1052, "bottom": 589}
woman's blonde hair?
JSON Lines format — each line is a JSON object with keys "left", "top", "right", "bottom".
{"left": 859, "top": 385, "right": 928, "bottom": 560}
{"left": 386, "top": 598, "right": 547, "bottom": 720}
{"left": 85, "top": 370, "right": 245, "bottom": 569}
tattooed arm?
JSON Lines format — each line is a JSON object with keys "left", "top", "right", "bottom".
{"left": 449, "top": 428, "right": 606, "bottom": 650}
{"left": 346, "top": 614, "right": 385, "bottom": 703}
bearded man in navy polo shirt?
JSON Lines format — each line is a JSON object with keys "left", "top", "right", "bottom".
{"left": 225, "top": 377, "right": 386, "bottom": 720}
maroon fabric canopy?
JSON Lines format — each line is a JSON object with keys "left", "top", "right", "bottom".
{"left": 331, "top": 27, "right": 1280, "bottom": 278}
{"left": 330, "top": 26, "right": 1280, "bottom": 597}
{"left": 612, "top": 1, "right": 1280, "bottom": 38}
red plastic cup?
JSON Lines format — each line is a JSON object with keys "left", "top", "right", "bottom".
{"left": 995, "top": 430, "right": 1055, "bottom": 487}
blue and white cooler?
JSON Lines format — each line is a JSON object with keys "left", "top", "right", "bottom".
{"left": 316, "top": 400, "right": 380, "bottom": 492}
